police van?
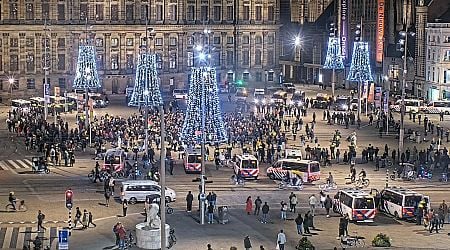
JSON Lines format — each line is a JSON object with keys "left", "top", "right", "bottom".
{"left": 332, "top": 189, "right": 376, "bottom": 222}
{"left": 233, "top": 154, "right": 259, "bottom": 179}
{"left": 266, "top": 159, "right": 320, "bottom": 183}
{"left": 184, "top": 148, "right": 202, "bottom": 173}
{"left": 379, "top": 187, "right": 429, "bottom": 219}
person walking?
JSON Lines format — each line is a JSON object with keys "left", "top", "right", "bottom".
{"left": 438, "top": 200, "right": 447, "bottom": 228}
{"left": 243, "top": 235, "right": 252, "bottom": 250}
{"left": 261, "top": 202, "right": 270, "bottom": 223}
{"left": 186, "top": 191, "right": 194, "bottom": 213}
{"left": 117, "top": 223, "right": 127, "bottom": 250}
{"left": 74, "top": 207, "right": 82, "bottom": 228}
{"left": 324, "top": 195, "right": 333, "bottom": 218}
{"left": 295, "top": 214, "right": 304, "bottom": 235}
{"left": 104, "top": 189, "right": 111, "bottom": 207}
{"left": 113, "top": 222, "right": 121, "bottom": 246}
{"left": 254, "top": 196, "right": 262, "bottom": 215}
{"left": 88, "top": 212, "right": 97, "bottom": 228}
{"left": 82, "top": 209, "right": 89, "bottom": 229}
{"left": 109, "top": 176, "right": 115, "bottom": 196}
{"left": 430, "top": 210, "right": 439, "bottom": 233}
{"left": 37, "top": 210, "right": 46, "bottom": 231}
{"left": 289, "top": 193, "right": 298, "bottom": 213}
{"left": 122, "top": 199, "right": 128, "bottom": 217}
{"left": 280, "top": 201, "right": 287, "bottom": 220}
{"left": 207, "top": 243, "right": 213, "bottom": 250}
{"left": 246, "top": 196, "right": 253, "bottom": 215}
{"left": 309, "top": 194, "right": 318, "bottom": 216}
{"left": 276, "top": 230, "right": 286, "bottom": 250}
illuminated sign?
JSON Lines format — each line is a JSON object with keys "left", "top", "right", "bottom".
{"left": 341, "top": 0, "right": 348, "bottom": 60}
{"left": 376, "top": 0, "right": 385, "bottom": 63}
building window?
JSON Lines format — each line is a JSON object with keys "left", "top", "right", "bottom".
{"left": 26, "top": 53, "right": 35, "bottom": 72}
{"left": 268, "top": 35, "right": 274, "bottom": 44}
{"left": 42, "top": 3, "right": 50, "bottom": 19}
{"left": 111, "top": 5, "right": 119, "bottom": 21}
{"left": 10, "top": 55, "right": 18, "bottom": 71}
{"left": 126, "top": 4, "right": 134, "bottom": 21}
{"left": 141, "top": 5, "right": 149, "bottom": 20}
{"left": 255, "top": 49, "right": 262, "bottom": 65}
{"left": 0, "top": 55, "right": 2, "bottom": 71}
{"left": 169, "top": 52, "right": 176, "bottom": 69}
{"left": 95, "top": 4, "right": 104, "bottom": 21}
{"left": 268, "top": 71, "right": 274, "bottom": 81}
{"left": 58, "top": 54, "right": 65, "bottom": 70}
{"left": 169, "top": 4, "right": 177, "bottom": 21}
{"left": 97, "top": 54, "right": 103, "bottom": 70}
{"left": 111, "top": 38, "right": 119, "bottom": 47}
{"left": 27, "top": 79, "right": 35, "bottom": 90}
{"left": 80, "top": 4, "right": 88, "bottom": 20}
{"left": 25, "top": 3, "right": 34, "bottom": 20}
{"left": 201, "top": 6, "right": 208, "bottom": 21}
{"left": 242, "top": 50, "right": 249, "bottom": 66}
{"left": 111, "top": 54, "right": 119, "bottom": 70}
{"left": 127, "top": 38, "right": 133, "bottom": 46}
{"left": 187, "top": 6, "right": 195, "bottom": 21}
{"left": 213, "top": 37, "right": 220, "bottom": 45}
{"left": 57, "top": 4, "right": 65, "bottom": 21}
{"left": 255, "top": 36, "right": 262, "bottom": 44}
{"left": 187, "top": 51, "right": 194, "bottom": 67}
{"left": 10, "top": 38, "right": 18, "bottom": 48}
{"left": 255, "top": 72, "right": 262, "bottom": 82}
{"left": 227, "top": 51, "right": 233, "bottom": 65}
{"left": 243, "top": 72, "right": 249, "bottom": 82}
{"left": 169, "top": 37, "right": 177, "bottom": 46}
{"left": 213, "top": 52, "right": 220, "bottom": 66}
{"left": 268, "top": 6, "right": 274, "bottom": 21}
{"left": 156, "top": 53, "right": 162, "bottom": 69}
{"left": 227, "top": 6, "right": 233, "bottom": 21}
{"left": 26, "top": 38, "right": 35, "bottom": 47}
{"left": 57, "top": 38, "right": 65, "bottom": 48}
{"left": 267, "top": 50, "right": 274, "bottom": 65}
{"left": 58, "top": 78, "right": 66, "bottom": 89}
{"left": 126, "top": 54, "right": 134, "bottom": 70}
{"left": 255, "top": 6, "right": 262, "bottom": 21}
{"left": 188, "top": 36, "right": 194, "bottom": 45}
{"left": 227, "top": 36, "right": 234, "bottom": 44}
{"left": 213, "top": 6, "right": 221, "bottom": 21}
{"left": 155, "top": 38, "right": 163, "bottom": 46}
{"left": 242, "top": 36, "right": 249, "bottom": 44}
{"left": 96, "top": 38, "right": 103, "bottom": 47}
{"left": 243, "top": 6, "right": 250, "bottom": 20}
{"left": 10, "top": 3, "right": 18, "bottom": 20}
{"left": 156, "top": 5, "right": 163, "bottom": 21}
{"left": 444, "top": 50, "right": 450, "bottom": 61}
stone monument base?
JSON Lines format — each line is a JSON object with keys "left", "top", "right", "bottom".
{"left": 136, "top": 222, "right": 170, "bottom": 250}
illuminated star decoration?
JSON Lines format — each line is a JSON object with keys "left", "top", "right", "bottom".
{"left": 347, "top": 41, "right": 374, "bottom": 82}
{"left": 181, "top": 67, "right": 227, "bottom": 144}
{"left": 324, "top": 37, "right": 345, "bottom": 70}
{"left": 73, "top": 45, "right": 101, "bottom": 89}
{"left": 128, "top": 53, "right": 163, "bottom": 107}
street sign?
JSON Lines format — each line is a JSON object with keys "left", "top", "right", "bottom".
{"left": 58, "top": 229, "right": 69, "bottom": 250}
{"left": 44, "top": 84, "right": 50, "bottom": 104}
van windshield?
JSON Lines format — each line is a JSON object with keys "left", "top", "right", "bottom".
{"left": 188, "top": 155, "right": 202, "bottom": 163}
{"left": 405, "top": 195, "right": 422, "bottom": 207}
{"left": 354, "top": 198, "right": 375, "bottom": 209}
{"left": 242, "top": 160, "right": 257, "bottom": 169}
{"left": 310, "top": 162, "right": 320, "bottom": 172}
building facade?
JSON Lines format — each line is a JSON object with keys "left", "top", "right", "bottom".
{"left": 0, "top": 0, "right": 280, "bottom": 99}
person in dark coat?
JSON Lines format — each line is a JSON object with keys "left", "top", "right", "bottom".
{"left": 244, "top": 235, "right": 252, "bottom": 250}
{"left": 324, "top": 195, "right": 333, "bottom": 217}
{"left": 186, "top": 191, "right": 193, "bottom": 212}
{"left": 303, "top": 212, "right": 311, "bottom": 234}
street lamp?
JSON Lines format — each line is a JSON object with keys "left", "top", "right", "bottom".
{"left": 8, "top": 77, "right": 14, "bottom": 102}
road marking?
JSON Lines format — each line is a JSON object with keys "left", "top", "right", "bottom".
{"left": 2, "top": 225, "right": 13, "bottom": 249}
{"left": 0, "top": 161, "right": 10, "bottom": 170}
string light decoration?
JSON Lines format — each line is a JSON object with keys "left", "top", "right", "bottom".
{"left": 73, "top": 45, "right": 101, "bottom": 89}
{"left": 128, "top": 53, "right": 163, "bottom": 107}
{"left": 181, "top": 67, "right": 227, "bottom": 144}
{"left": 347, "top": 41, "right": 374, "bottom": 82}
{"left": 324, "top": 37, "right": 345, "bottom": 70}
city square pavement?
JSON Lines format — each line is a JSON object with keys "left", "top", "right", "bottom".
{"left": 0, "top": 85, "right": 449, "bottom": 249}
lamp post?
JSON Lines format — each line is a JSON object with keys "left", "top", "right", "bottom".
{"left": 8, "top": 77, "right": 14, "bottom": 102}
{"left": 43, "top": 18, "right": 50, "bottom": 121}
{"left": 383, "top": 75, "right": 390, "bottom": 134}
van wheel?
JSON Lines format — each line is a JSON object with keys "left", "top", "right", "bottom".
{"left": 394, "top": 211, "right": 400, "bottom": 219}
{"left": 446, "top": 111, "right": 450, "bottom": 115}
{"left": 165, "top": 196, "right": 171, "bottom": 203}
{"left": 129, "top": 197, "right": 137, "bottom": 204}
{"left": 268, "top": 173, "right": 275, "bottom": 180}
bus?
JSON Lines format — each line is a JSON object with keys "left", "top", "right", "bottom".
{"left": 266, "top": 159, "right": 320, "bottom": 183}
{"left": 233, "top": 154, "right": 259, "bottom": 179}
{"left": 390, "top": 99, "right": 424, "bottom": 113}
{"left": 332, "top": 189, "right": 376, "bottom": 222}
{"left": 11, "top": 99, "right": 31, "bottom": 113}
{"left": 422, "top": 100, "right": 450, "bottom": 114}
{"left": 103, "top": 148, "right": 126, "bottom": 173}
{"left": 184, "top": 148, "right": 202, "bottom": 173}
{"left": 380, "top": 187, "right": 429, "bottom": 219}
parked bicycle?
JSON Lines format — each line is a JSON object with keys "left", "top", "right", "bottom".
{"left": 168, "top": 228, "right": 177, "bottom": 249}
{"left": 318, "top": 182, "right": 338, "bottom": 191}
{"left": 340, "top": 231, "right": 365, "bottom": 248}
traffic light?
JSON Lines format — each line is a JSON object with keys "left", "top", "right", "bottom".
{"left": 236, "top": 80, "right": 244, "bottom": 86}
{"left": 65, "top": 189, "right": 73, "bottom": 209}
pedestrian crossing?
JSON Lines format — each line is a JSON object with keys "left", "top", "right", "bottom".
{"left": 0, "top": 226, "right": 60, "bottom": 250}
{"left": 0, "top": 159, "right": 86, "bottom": 178}
{"left": 0, "top": 159, "right": 33, "bottom": 170}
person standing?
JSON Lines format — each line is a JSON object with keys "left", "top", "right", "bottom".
{"left": 207, "top": 203, "right": 214, "bottom": 224}
{"left": 324, "top": 195, "right": 333, "bottom": 218}
{"left": 82, "top": 209, "right": 89, "bottom": 229}
{"left": 276, "top": 230, "right": 286, "bottom": 250}
{"left": 122, "top": 199, "right": 128, "bottom": 217}
{"left": 280, "top": 201, "right": 287, "bottom": 220}
{"left": 113, "top": 222, "right": 121, "bottom": 246}
{"left": 243, "top": 235, "right": 252, "bottom": 250}
{"left": 246, "top": 196, "right": 253, "bottom": 215}
{"left": 289, "top": 193, "right": 298, "bottom": 213}
{"left": 309, "top": 194, "right": 317, "bottom": 216}
{"left": 37, "top": 210, "right": 46, "bottom": 231}
{"left": 438, "top": 200, "right": 448, "bottom": 228}
{"left": 254, "top": 196, "right": 262, "bottom": 215}
{"left": 109, "top": 176, "right": 115, "bottom": 196}
{"left": 303, "top": 212, "right": 311, "bottom": 234}
{"left": 295, "top": 214, "right": 304, "bottom": 235}
{"left": 104, "top": 188, "right": 111, "bottom": 207}
{"left": 88, "top": 212, "right": 96, "bottom": 228}
{"left": 186, "top": 191, "right": 194, "bottom": 212}
{"left": 117, "top": 223, "right": 127, "bottom": 250}
{"left": 430, "top": 210, "right": 439, "bottom": 233}
{"left": 261, "top": 202, "right": 270, "bottom": 223}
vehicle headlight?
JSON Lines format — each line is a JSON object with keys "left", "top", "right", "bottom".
{"left": 270, "top": 99, "right": 275, "bottom": 103}
{"left": 261, "top": 99, "right": 266, "bottom": 104}
{"left": 100, "top": 100, "right": 105, "bottom": 105}
{"left": 342, "top": 104, "right": 348, "bottom": 110}
{"left": 254, "top": 99, "right": 259, "bottom": 104}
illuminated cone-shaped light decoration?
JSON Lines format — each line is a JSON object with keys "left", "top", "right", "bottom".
{"left": 181, "top": 67, "right": 227, "bottom": 144}
{"left": 347, "top": 41, "right": 374, "bottom": 82}
{"left": 128, "top": 53, "right": 163, "bottom": 107}
{"left": 73, "top": 45, "right": 101, "bottom": 89}
{"left": 324, "top": 37, "right": 345, "bottom": 70}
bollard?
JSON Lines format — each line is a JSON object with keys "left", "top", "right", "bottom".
{"left": 68, "top": 208, "right": 72, "bottom": 236}
{"left": 386, "top": 169, "right": 389, "bottom": 188}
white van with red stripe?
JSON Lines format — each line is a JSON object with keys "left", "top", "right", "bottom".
{"left": 184, "top": 148, "right": 202, "bottom": 174}
{"left": 233, "top": 154, "right": 259, "bottom": 179}
{"left": 332, "top": 189, "right": 376, "bottom": 222}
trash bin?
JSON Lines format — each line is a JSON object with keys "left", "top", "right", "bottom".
{"left": 218, "top": 206, "right": 229, "bottom": 224}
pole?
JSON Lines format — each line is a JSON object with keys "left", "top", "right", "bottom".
{"left": 357, "top": 80, "right": 362, "bottom": 118}
{"left": 332, "top": 68, "right": 336, "bottom": 98}
{"left": 399, "top": 26, "right": 408, "bottom": 156}
{"left": 159, "top": 105, "right": 166, "bottom": 249}
{"left": 68, "top": 208, "right": 72, "bottom": 236}
{"left": 145, "top": 101, "right": 149, "bottom": 153}
{"left": 200, "top": 69, "right": 206, "bottom": 225}
{"left": 44, "top": 19, "right": 49, "bottom": 121}
{"left": 386, "top": 169, "right": 389, "bottom": 188}
{"left": 386, "top": 90, "right": 389, "bottom": 134}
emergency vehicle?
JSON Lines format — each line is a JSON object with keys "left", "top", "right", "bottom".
{"left": 332, "top": 189, "right": 376, "bottom": 222}
{"left": 379, "top": 187, "right": 429, "bottom": 219}
{"left": 266, "top": 159, "right": 320, "bottom": 183}
{"left": 184, "top": 148, "right": 202, "bottom": 173}
{"left": 233, "top": 154, "right": 259, "bottom": 179}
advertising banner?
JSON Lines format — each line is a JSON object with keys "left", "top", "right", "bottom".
{"left": 374, "top": 87, "right": 382, "bottom": 108}
{"left": 376, "top": 0, "right": 385, "bottom": 63}
{"left": 341, "top": 0, "right": 348, "bottom": 61}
